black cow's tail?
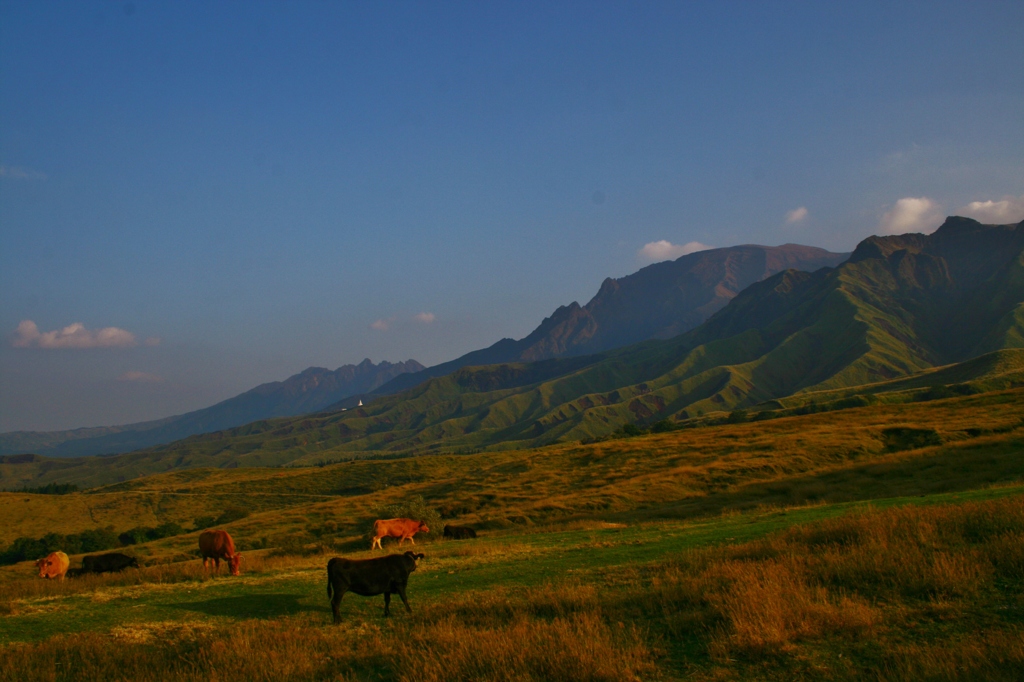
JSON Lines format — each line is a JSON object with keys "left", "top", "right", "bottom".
{"left": 326, "top": 558, "right": 335, "bottom": 599}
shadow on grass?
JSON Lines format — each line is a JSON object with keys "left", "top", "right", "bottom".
{"left": 167, "top": 593, "right": 327, "bottom": 618}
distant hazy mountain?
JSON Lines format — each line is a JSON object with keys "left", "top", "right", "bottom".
{"left": 0, "top": 359, "right": 424, "bottom": 458}
{"left": 372, "top": 244, "right": 849, "bottom": 394}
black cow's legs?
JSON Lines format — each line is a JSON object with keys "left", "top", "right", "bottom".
{"left": 384, "top": 591, "right": 391, "bottom": 616}
{"left": 397, "top": 585, "right": 412, "bottom": 613}
{"left": 331, "top": 587, "right": 346, "bottom": 624}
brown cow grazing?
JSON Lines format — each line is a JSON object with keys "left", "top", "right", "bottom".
{"left": 371, "top": 518, "right": 429, "bottom": 550}
{"left": 36, "top": 551, "right": 70, "bottom": 580}
{"left": 327, "top": 551, "right": 424, "bottom": 624}
{"left": 199, "top": 529, "right": 242, "bottom": 576}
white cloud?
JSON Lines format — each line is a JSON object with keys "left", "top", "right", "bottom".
{"left": 414, "top": 312, "right": 436, "bottom": 324}
{"left": 0, "top": 165, "right": 47, "bottom": 180}
{"left": 11, "top": 320, "right": 138, "bottom": 349}
{"left": 638, "top": 240, "right": 713, "bottom": 263}
{"left": 957, "top": 194, "right": 1024, "bottom": 224}
{"left": 785, "top": 206, "right": 808, "bottom": 224}
{"left": 118, "top": 371, "right": 163, "bottom": 383}
{"left": 878, "top": 197, "right": 944, "bottom": 235}
{"left": 370, "top": 319, "right": 390, "bottom": 332}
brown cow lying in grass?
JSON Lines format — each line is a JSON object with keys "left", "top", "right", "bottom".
{"left": 371, "top": 518, "right": 429, "bottom": 550}
{"left": 327, "top": 551, "right": 424, "bottom": 624}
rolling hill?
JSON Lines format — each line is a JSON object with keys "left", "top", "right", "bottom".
{"left": 0, "top": 359, "right": 424, "bottom": 459}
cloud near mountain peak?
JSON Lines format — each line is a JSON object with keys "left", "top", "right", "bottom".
{"left": 638, "top": 240, "right": 712, "bottom": 263}
{"left": 878, "top": 197, "right": 944, "bottom": 235}
{"left": 958, "top": 194, "right": 1024, "bottom": 224}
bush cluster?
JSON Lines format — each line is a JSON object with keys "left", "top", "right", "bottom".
{"left": 118, "top": 522, "right": 185, "bottom": 546}
{"left": 0, "top": 527, "right": 120, "bottom": 565}
{"left": 0, "top": 510, "right": 252, "bottom": 565}
{"left": 6, "top": 483, "right": 79, "bottom": 495}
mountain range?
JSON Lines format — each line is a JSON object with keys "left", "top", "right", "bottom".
{"left": 5, "top": 217, "right": 1022, "bottom": 479}
{"left": 359, "top": 243, "right": 848, "bottom": 396}
{"left": 4, "top": 215, "right": 1020, "bottom": 490}
{"left": 2, "top": 243, "right": 847, "bottom": 458}
{"left": 0, "top": 359, "right": 423, "bottom": 458}
{"left": 136, "top": 216, "right": 1024, "bottom": 459}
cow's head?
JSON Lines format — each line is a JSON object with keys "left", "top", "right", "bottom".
{"left": 36, "top": 554, "right": 58, "bottom": 579}
{"left": 228, "top": 553, "right": 242, "bottom": 576}
{"left": 403, "top": 551, "right": 425, "bottom": 570}
{"left": 418, "top": 522, "right": 430, "bottom": 534}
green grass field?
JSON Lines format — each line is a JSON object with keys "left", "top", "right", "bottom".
{"left": 2, "top": 389, "right": 1023, "bottom": 680}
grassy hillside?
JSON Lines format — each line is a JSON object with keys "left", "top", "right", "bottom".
{"left": 5, "top": 347, "right": 1023, "bottom": 490}
{"left": 40, "top": 218, "right": 1021, "bottom": 473}
{"left": 3, "top": 387, "right": 1023, "bottom": 550}
{"left": 3, "top": 385, "right": 1023, "bottom": 679}
{"left": 3, "top": 219, "right": 1019, "bottom": 482}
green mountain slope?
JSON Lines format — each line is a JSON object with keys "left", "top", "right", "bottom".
{"left": 6, "top": 217, "right": 1020, "bottom": 484}
{"left": 371, "top": 243, "right": 848, "bottom": 395}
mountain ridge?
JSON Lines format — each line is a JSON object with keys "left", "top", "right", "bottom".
{"left": 369, "top": 243, "right": 849, "bottom": 396}
{"left": 3, "top": 218, "right": 1023, "bottom": 485}
{"left": 0, "top": 358, "right": 424, "bottom": 458}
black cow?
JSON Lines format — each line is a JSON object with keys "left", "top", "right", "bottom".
{"left": 81, "top": 552, "right": 139, "bottom": 574}
{"left": 443, "top": 524, "right": 477, "bottom": 540}
{"left": 326, "top": 551, "right": 424, "bottom": 624}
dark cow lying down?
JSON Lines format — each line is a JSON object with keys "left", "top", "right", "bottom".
{"left": 443, "top": 524, "right": 477, "bottom": 540}
{"left": 327, "top": 551, "right": 424, "bottom": 624}
{"left": 79, "top": 553, "right": 139, "bottom": 574}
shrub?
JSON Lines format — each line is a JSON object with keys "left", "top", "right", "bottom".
{"left": 119, "top": 522, "right": 186, "bottom": 546}
{"left": 214, "top": 507, "right": 250, "bottom": 525}
{"left": 621, "top": 424, "right": 642, "bottom": 437}
{"left": 882, "top": 427, "right": 942, "bottom": 452}
{"left": 727, "top": 409, "right": 748, "bottom": 424}
{"left": 650, "top": 420, "right": 673, "bottom": 433}
{"left": 192, "top": 516, "right": 216, "bottom": 530}
{"left": 13, "top": 483, "right": 79, "bottom": 495}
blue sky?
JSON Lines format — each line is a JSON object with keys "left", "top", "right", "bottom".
{"left": 2, "top": 1, "right": 1022, "bottom": 431}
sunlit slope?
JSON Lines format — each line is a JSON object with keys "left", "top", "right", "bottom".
{"left": 258, "top": 217, "right": 1024, "bottom": 452}
{"left": 2, "top": 388, "right": 1023, "bottom": 554}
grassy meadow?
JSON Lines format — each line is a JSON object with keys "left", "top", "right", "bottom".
{"left": 1, "top": 388, "right": 1023, "bottom": 680}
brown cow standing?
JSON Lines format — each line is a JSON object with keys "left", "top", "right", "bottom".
{"left": 36, "top": 551, "right": 70, "bottom": 580}
{"left": 371, "top": 518, "right": 429, "bottom": 550}
{"left": 199, "top": 529, "right": 242, "bottom": 576}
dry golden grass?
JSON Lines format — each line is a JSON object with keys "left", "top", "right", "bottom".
{"left": 4, "top": 389, "right": 1023, "bottom": 574}
{"left": 3, "top": 495, "right": 1023, "bottom": 680}
{"left": 1, "top": 593, "right": 656, "bottom": 682}
{"left": 0, "top": 552, "right": 319, "bottom": 609}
